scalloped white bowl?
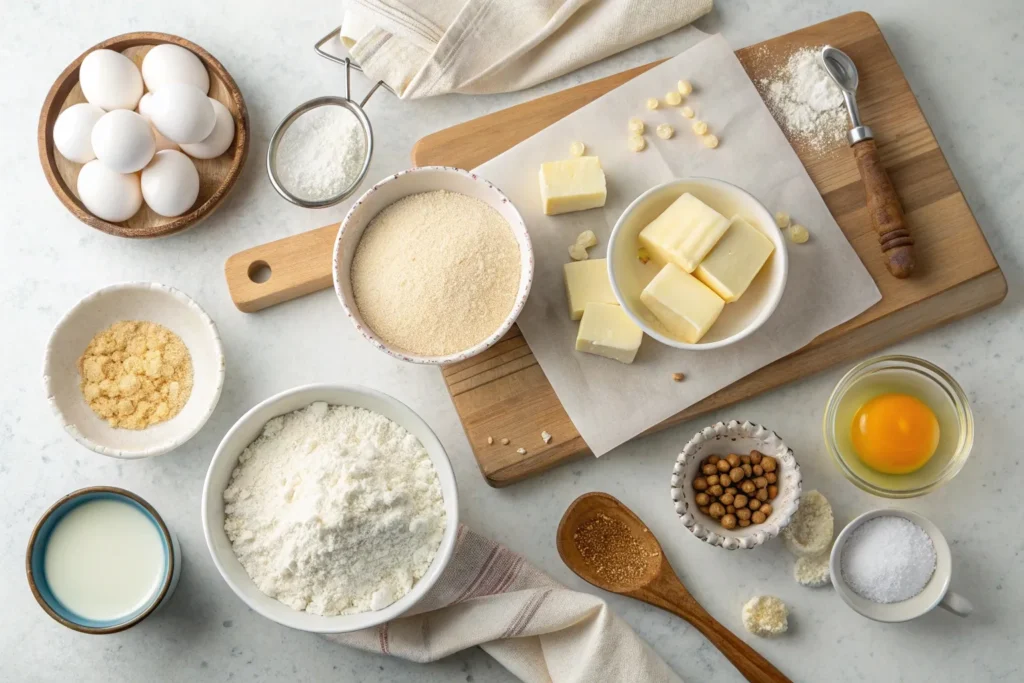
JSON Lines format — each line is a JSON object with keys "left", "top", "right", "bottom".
{"left": 670, "top": 421, "right": 802, "bottom": 550}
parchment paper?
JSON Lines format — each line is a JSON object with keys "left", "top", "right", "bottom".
{"left": 474, "top": 34, "right": 881, "bottom": 456}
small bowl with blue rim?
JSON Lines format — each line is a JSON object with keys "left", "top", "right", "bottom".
{"left": 26, "top": 486, "right": 181, "bottom": 634}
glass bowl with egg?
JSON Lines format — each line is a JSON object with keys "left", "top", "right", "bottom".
{"left": 823, "top": 355, "right": 973, "bottom": 498}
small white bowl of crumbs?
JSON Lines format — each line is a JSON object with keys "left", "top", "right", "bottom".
{"left": 333, "top": 166, "right": 533, "bottom": 365}
{"left": 43, "top": 282, "right": 225, "bottom": 458}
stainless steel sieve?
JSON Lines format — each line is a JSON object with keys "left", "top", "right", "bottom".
{"left": 267, "top": 28, "right": 393, "bottom": 208}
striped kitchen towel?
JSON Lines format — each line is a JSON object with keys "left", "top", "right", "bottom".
{"left": 328, "top": 525, "right": 682, "bottom": 683}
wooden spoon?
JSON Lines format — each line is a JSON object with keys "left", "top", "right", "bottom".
{"left": 556, "top": 492, "right": 790, "bottom": 683}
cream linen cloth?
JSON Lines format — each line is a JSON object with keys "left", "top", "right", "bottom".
{"left": 329, "top": 525, "right": 682, "bottom": 683}
{"left": 339, "top": 0, "right": 712, "bottom": 98}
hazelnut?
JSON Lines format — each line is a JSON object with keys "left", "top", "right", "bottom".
{"left": 708, "top": 485, "right": 724, "bottom": 497}
{"left": 707, "top": 474, "right": 720, "bottom": 486}
{"left": 693, "top": 477, "right": 708, "bottom": 491}
{"left": 761, "top": 456, "right": 777, "bottom": 472}
{"left": 699, "top": 505, "right": 710, "bottom": 515}
{"left": 756, "top": 488, "right": 769, "bottom": 502}
{"left": 736, "top": 508, "right": 751, "bottom": 521}
{"left": 752, "top": 465, "right": 764, "bottom": 477}
{"left": 740, "top": 454, "right": 751, "bottom": 465}
{"left": 725, "top": 487, "right": 737, "bottom": 495}
{"left": 754, "top": 476, "right": 768, "bottom": 489}
{"left": 742, "top": 463, "right": 753, "bottom": 478}
{"left": 702, "top": 463, "right": 717, "bottom": 476}
{"left": 741, "top": 480, "right": 756, "bottom": 495}
{"left": 751, "top": 510, "right": 767, "bottom": 524}
{"left": 720, "top": 492, "right": 735, "bottom": 505}
{"left": 726, "top": 453, "right": 741, "bottom": 468}
{"left": 719, "top": 472, "right": 732, "bottom": 486}
{"left": 695, "top": 492, "right": 710, "bottom": 506}
{"left": 759, "top": 503, "right": 773, "bottom": 517}
{"left": 767, "top": 485, "right": 778, "bottom": 499}
{"left": 708, "top": 502, "right": 725, "bottom": 518}
{"left": 748, "top": 498, "right": 761, "bottom": 511}
{"left": 733, "top": 494, "right": 748, "bottom": 508}
{"left": 738, "top": 518, "right": 751, "bottom": 527}
{"left": 707, "top": 455, "right": 720, "bottom": 465}
{"left": 726, "top": 505, "right": 736, "bottom": 514}
{"left": 749, "top": 450, "right": 763, "bottom": 465}
{"left": 729, "top": 467, "right": 745, "bottom": 482}
{"left": 716, "top": 459, "right": 731, "bottom": 473}
{"left": 765, "top": 472, "right": 777, "bottom": 484}
{"left": 720, "top": 514, "right": 737, "bottom": 530}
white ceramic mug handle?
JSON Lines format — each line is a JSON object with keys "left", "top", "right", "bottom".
{"left": 939, "top": 590, "right": 973, "bottom": 617}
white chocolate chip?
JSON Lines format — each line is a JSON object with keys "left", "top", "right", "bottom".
{"left": 645, "top": 97, "right": 659, "bottom": 110}
{"left": 541, "top": 431, "right": 552, "bottom": 444}
{"left": 628, "top": 135, "right": 647, "bottom": 152}
{"left": 487, "top": 436, "right": 494, "bottom": 445}
{"left": 575, "top": 230, "right": 597, "bottom": 249}
{"left": 702, "top": 134, "right": 719, "bottom": 149}
{"left": 665, "top": 91, "right": 682, "bottom": 106}
{"left": 691, "top": 120, "right": 708, "bottom": 136}
{"left": 774, "top": 212, "right": 791, "bottom": 229}
{"left": 787, "top": 224, "right": 810, "bottom": 244}
{"left": 677, "top": 80, "right": 693, "bottom": 96}
{"left": 656, "top": 124, "right": 674, "bottom": 140}
{"left": 500, "top": 437, "right": 510, "bottom": 445}
{"left": 680, "top": 106, "right": 694, "bottom": 119}
{"left": 516, "top": 447, "right": 527, "bottom": 455}
{"left": 568, "top": 243, "right": 589, "bottom": 261}
{"left": 569, "top": 140, "right": 586, "bottom": 157}
{"left": 628, "top": 118, "right": 645, "bottom": 134}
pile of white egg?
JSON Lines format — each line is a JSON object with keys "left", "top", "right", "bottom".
{"left": 52, "top": 45, "right": 235, "bottom": 223}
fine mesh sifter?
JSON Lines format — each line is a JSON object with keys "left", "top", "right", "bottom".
{"left": 266, "top": 29, "right": 394, "bottom": 208}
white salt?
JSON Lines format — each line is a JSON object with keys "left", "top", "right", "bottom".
{"left": 840, "top": 516, "right": 936, "bottom": 603}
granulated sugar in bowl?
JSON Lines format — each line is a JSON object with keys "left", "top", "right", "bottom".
{"left": 334, "top": 167, "right": 534, "bottom": 365}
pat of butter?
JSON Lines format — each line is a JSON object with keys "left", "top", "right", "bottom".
{"left": 539, "top": 156, "right": 607, "bottom": 216}
{"left": 564, "top": 258, "right": 617, "bottom": 321}
{"left": 638, "top": 192, "right": 729, "bottom": 272}
{"left": 575, "top": 302, "right": 643, "bottom": 364}
{"left": 694, "top": 216, "right": 775, "bottom": 302}
{"left": 640, "top": 263, "right": 724, "bottom": 344}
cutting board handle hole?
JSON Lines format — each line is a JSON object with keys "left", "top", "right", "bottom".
{"left": 248, "top": 260, "right": 272, "bottom": 284}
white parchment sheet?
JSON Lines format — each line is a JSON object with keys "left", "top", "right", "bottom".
{"left": 474, "top": 34, "right": 881, "bottom": 456}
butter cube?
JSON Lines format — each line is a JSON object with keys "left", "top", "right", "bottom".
{"left": 564, "top": 259, "right": 617, "bottom": 321}
{"left": 640, "top": 263, "right": 724, "bottom": 344}
{"left": 575, "top": 303, "right": 643, "bottom": 364}
{"left": 539, "top": 156, "right": 607, "bottom": 215}
{"left": 638, "top": 192, "right": 729, "bottom": 272}
{"left": 694, "top": 216, "right": 775, "bottom": 302}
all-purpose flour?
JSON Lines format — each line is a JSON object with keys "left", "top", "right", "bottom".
{"left": 223, "top": 402, "right": 446, "bottom": 616}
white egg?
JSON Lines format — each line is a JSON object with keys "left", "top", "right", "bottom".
{"left": 91, "top": 110, "right": 155, "bottom": 173}
{"left": 180, "top": 99, "right": 235, "bottom": 159}
{"left": 148, "top": 83, "right": 216, "bottom": 144}
{"left": 77, "top": 160, "right": 142, "bottom": 222}
{"left": 53, "top": 103, "right": 105, "bottom": 163}
{"left": 141, "top": 150, "right": 200, "bottom": 217}
{"left": 79, "top": 49, "right": 143, "bottom": 111}
{"left": 137, "top": 94, "right": 179, "bottom": 152}
{"left": 141, "top": 44, "right": 210, "bottom": 93}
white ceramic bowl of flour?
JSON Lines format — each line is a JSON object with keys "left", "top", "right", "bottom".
{"left": 202, "top": 384, "right": 459, "bottom": 633}
{"left": 333, "top": 166, "right": 534, "bottom": 365}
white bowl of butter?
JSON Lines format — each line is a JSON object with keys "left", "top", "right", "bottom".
{"left": 607, "top": 177, "right": 787, "bottom": 351}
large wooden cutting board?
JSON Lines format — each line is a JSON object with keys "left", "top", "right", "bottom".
{"left": 410, "top": 12, "right": 1005, "bottom": 486}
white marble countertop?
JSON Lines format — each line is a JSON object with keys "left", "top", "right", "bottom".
{"left": 2, "top": 1, "right": 1021, "bottom": 681}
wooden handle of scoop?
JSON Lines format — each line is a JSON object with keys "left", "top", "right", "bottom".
{"left": 852, "top": 138, "right": 915, "bottom": 278}
{"left": 224, "top": 223, "right": 339, "bottom": 312}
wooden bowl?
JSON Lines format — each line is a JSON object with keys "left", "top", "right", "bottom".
{"left": 38, "top": 32, "right": 249, "bottom": 239}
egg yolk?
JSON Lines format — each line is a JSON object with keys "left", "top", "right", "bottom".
{"left": 851, "top": 393, "right": 940, "bottom": 474}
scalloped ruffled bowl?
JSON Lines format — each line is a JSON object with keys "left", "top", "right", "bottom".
{"left": 670, "top": 421, "right": 802, "bottom": 550}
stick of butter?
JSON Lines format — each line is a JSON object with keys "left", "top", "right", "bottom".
{"left": 575, "top": 302, "right": 643, "bottom": 364}
{"left": 638, "top": 192, "right": 729, "bottom": 272}
{"left": 694, "top": 216, "right": 775, "bottom": 302}
{"left": 640, "top": 263, "right": 724, "bottom": 344}
{"left": 564, "top": 258, "right": 617, "bottom": 321}
{"left": 539, "top": 156, "right": 607, "bottom": 216}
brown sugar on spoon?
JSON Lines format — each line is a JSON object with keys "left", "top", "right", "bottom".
{"left": 572, "top": 512, "right": 656, "bottom": 583}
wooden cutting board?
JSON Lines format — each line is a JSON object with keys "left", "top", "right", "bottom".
{"left": 407, "top": 12, "right": 1005, "bottom": 486}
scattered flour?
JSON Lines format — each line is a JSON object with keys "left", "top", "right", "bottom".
{"left": 223, "top": 401, "right": 446, "bottom": 616}
{"left": 759, "top": 47, "right": 847, "bottom": 153}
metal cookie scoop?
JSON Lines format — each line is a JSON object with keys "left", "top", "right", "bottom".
{"left": 821, "top": 46, "right": 915, "bottom": 278}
